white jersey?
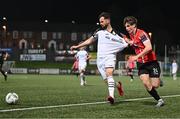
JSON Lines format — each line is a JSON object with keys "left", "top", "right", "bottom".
{"left": 93, "top": 29, "right": 128, "bottom": 57}
{"left": 76, "top": 50, "right": 88, "bottom": 64}
{"left": 172, "top": 62, "right": 178, "bottom": 74}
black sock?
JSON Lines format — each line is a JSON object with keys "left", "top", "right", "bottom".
{"left": 130, "top": 75, "right": 134, "bottom": 79}
{"left": 0, "top": 70, "right": 6, "bottom": 77}
{"left": 147, "top": 88, "right": 161, "bottom": 101}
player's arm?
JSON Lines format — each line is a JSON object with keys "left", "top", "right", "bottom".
{"left": 3, "top": 52, "right": 9, "bottom": 60}
{"left": 125, "top": 61, "right": 128, "bottom": 69}
{"left": 131, "top": 37, "right": 152, "bottom": 61}
{"left": 120, "top": 33, "right": 133, "bottom": 46}
{"left": 124, "top": 38, "right": 134, "bottom": 46}
{"left": 136, "top": 40, "right": 152, "bottom": 58}
{"left": 72, "top": 55, "right": 77, "bottom": 69}
{"left": 70, "top": 36, "right": 95, "bottom": 50}
{"left": 87, "top": 54, "right": 91, "bottom": 60}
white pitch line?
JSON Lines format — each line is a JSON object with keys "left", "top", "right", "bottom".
{"left": 1, "top": 94, "right": 180, "bottom": 113}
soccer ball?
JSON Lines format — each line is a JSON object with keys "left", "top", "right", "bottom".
{"left": 5, "top": 92, "right": 19, "bottom": 104}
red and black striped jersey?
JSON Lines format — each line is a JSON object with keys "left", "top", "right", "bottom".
{"left": 130, "top": 29, "right": 157, "bottom": 63}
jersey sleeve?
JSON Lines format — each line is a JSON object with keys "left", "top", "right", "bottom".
{"left": 117, "top": 34, "right": 128, "bottom": 48}
{"left": 140, "top": 32, "right": 150, "bottom": 43}
{"left": 92, "top": 28, "right": 101, "bottom": 41}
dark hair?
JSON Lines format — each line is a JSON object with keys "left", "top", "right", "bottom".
{"left": 1, "top": 51, "right": 6, "bottom": 55}
{"left": 98, "top": 12, "right": 111, "bottom": 20}
{"left": 123, "top": 16, "right": 137, "bottom": 26}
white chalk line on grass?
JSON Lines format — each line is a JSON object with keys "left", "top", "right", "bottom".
{"left": 0, "top": 94, "right": 180, "bottom": 113}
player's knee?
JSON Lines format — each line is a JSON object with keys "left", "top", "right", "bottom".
{"left": 151, "top": 78, "right": 160, "bottom": 88}
{"left": 153, "top": 84, "right": 159, "bottom": 88}
{"left": 105, "top": 68, "right": 114, "bottom": 77}
{"left": 152, "top": 82, "right": 160, "bottom": 88}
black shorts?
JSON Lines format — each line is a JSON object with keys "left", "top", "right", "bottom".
{"left": 127, "top": 68, "right": 133, "bottom": 75}
{"left": 128, "top": 68, "right": 133, "bottom": 72}
{"left": 137, "top": 61, "right": 161, "bottom": 78}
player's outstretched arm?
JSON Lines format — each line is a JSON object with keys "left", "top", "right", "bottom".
{"left": 70, "top": 36, "right": 95, "bottom": 50}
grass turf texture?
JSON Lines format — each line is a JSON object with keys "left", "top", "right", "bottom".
{"left": 0, "top": 74, "right": 180, "bottom": 118}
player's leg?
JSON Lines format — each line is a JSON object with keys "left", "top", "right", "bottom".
{"left": 80, "top": 72, "right": 85, "bottom": 86}
{"left": 0, "top": 64, "right": 7, "bottom": 81}
{"left": 141, "top": 74, "right": 164, "bottom": 107}
{"left": 105, "top": 67, "right": 116, "bottom": 104}
{"left": 172, "top": 73, "right": 175, "bottom": 80}
{"left": 78, "top": 65, "right": 84, "bottom": 86}
{"left": 107, "top": 56, "right": 123, "bottom": 96}
{"left": 79, "top": 62, "right": 87, "bottom": 86}
{"left": 129, "top": 69, "right": 134, "bottom": 82}
{"left": 79, "top": 70, "right": 83, "bottom": 86}
{"left": 150, "top": 77, "right": 164, "bottom": 107}
{"left": 97, "top": 58, "right": 115, "bottom": 104}
{"left": 173, "top": 73, "right": 177, "bottom": 80}
{"left": 105, "top": 67, "right": 115, "bottom": 98}
{"left": 140, "top": 74, "right": 163, "bottom": 105}
{"left": 74, "top": 61, "right": 79, "bottom": 77}
{"left": 151, "top": 78, "right": 160, "bottom": 88}
{"left": 149, "top": 61, "right": 163, "bottom": 89}
{"left": 148, "top": 62, "right": 164, "bottom": 107}
{"left": 82, "top": 64, "right": 87, "bottom": 84}
{"left": 147, "top": 61, "right": 164, "bottom": 107}
{"left": 175, "top": 73, "right": 177, "bottom": 80}
{"left": 79, "top": 70, "right": 86, "bottom": 86}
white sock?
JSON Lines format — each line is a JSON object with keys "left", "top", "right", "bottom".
{"left": 80, "top": 73, "right": 84, "bottom": 85}
{"left": 107, "top": 76, "right": 115, "bottom": 98}
{"left": 173, "top": 74, "right": 177, "bottom": 80}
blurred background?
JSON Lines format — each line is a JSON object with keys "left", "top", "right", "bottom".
{"left": 0, "top": 0, "right": 179, "bottom": 75}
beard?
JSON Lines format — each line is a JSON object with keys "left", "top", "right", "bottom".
{"left": 101, "top": 24, "right": 108, "bottom": 29}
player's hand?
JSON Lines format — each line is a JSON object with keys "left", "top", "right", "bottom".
{"left": 124, "top": 38, "right": 133, "bottom": 46}
{"left": 129, "top": 55, "right": 138, "bottom": 61}
{"left": 128, "top": 40, "right": 134, "bottom": 46}
{"left": 70, "top": 45, "right": 78, "bottom": 51}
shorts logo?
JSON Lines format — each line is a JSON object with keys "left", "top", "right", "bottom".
{"left": 153, "top": 68, "right": 158, "bottom": 75}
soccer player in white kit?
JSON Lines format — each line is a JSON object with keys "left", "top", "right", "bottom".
{"left": 172, "top": 59, "right": 178, "bottom": 80}
{"left": 76, "top": 47, "right": 91, "bottom": 86}
{"left": 70, "top": 12, "right": 128, "bottom": 104}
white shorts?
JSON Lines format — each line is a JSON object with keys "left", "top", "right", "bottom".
{"left": 172, "top": 69, "right": 177, "bottom": 74}
{"left": 97, "top": 55, "right": 116, "bottom": 80}
{"left": 78, "top": 62, "right": 87, "bottom": 72}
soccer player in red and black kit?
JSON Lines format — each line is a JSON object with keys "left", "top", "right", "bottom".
{"left": 123, "top": 16, "right": 164, "bottom": 107}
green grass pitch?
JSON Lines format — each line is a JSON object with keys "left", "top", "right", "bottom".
{"left": 0, "top": 74, "right": 180, "bottom": 118}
